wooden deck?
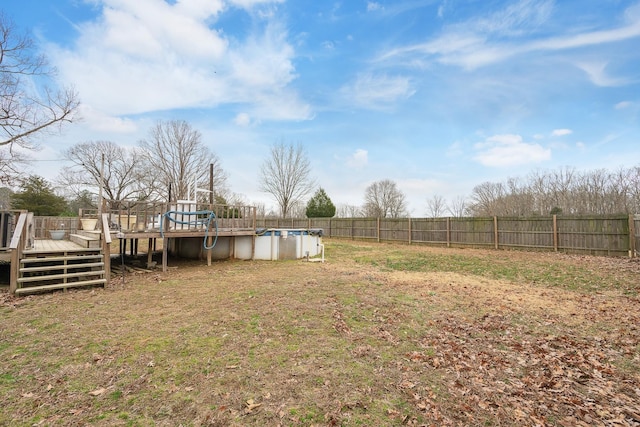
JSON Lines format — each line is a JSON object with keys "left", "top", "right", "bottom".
{"left": 6, "top": 204, "right": 260, "bottom": 294}
{"left": 1, "top": 239, "right": 87, "bottom": 262}
{"left": 27, "top": 239, "right": 86, "bottom": 252}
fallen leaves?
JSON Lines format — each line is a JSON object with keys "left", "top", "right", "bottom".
{"left": 333, "top": 310, "right": 351, "bottom": 335}
{"left": 244, "top": 399, "right": 262, "bottom": 413}
{"left": 88, "top": 388, "right": 106, "bottom": 396}
{"left": 403, "top": 312, "right": 640, "bottom": 426}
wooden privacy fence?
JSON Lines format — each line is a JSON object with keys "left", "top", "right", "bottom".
{"left": 257, "top": 214, "right": 640, "bottom": 257}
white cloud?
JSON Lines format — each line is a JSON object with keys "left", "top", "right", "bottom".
{"left": 48, "top": 0, "right": 310, "bottom": 121}
{"left": 234, "top": 113, "right": 252, "bottom": 126}
{"left": 230, "top": 0, "right": 284, "bottom": 9}
{"left": 446, "top": 141, "right": 463, "bottom": 157}
{"left": 474, "top": 134, "right": 551, "bottom": 167}
{"left": 437, "top": 0, "right": 450, "bottom": 19}
{"left": 575, "top": 62, "right": 627, "bottom": 87}
{"left": 341, "top": 73, "right": 415, "bottom": 109}
{"left": 473, "top": 0, "right": 554, "bottom": 36}
{"left": 322, "top": 40, "right": 335, "bottom": 50}
{"left": 551, "top": 129, "right": 572, "bottom": 136}
{"left": 378, "top": 1, "right": 640, "bottom": 71}
{"left": 346, "top": 149, "right": 368, "bottom": 169}
{"left": 367, "top": 2, "right": 382, "bottom": 12}
{"left": 615, "top": 101, "right": 632, "bottom": 109}
{"left": 78, "top": 105, "right": 138, "bottom": 133}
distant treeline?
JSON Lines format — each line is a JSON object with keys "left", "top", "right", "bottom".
{"left": 467, "top": 165, "right": 640, "bottom": 217}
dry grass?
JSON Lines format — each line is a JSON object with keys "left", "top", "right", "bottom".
{"left": 1, "top": 240, "right": 639, "bottom": 426}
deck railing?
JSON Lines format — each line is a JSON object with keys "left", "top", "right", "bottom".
{"left": 0, "top": 211, "right": 29, "bottom": 250}
{"left": 81, "top": 201, "right": 257, "bottom": 232}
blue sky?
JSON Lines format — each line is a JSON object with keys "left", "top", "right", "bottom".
{"left": 6, "top": 0, "right": 640, "bottom": 214}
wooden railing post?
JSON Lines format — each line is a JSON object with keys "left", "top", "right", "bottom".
{"left": 446, "top": 217, "right": 451, "bottom": 248}
{"left": 101, "top": 214, "right": 112, "bottom": 283}
{"left": 408, "top": 217, "right": 412, "bottom": 245}
{"left": 9, "top": 212, "right": 29, "bottom": 295}
{"left": 377, "top": 218, "right": 380, "bottom": 243}
{"left": 162, "top": 205, "right": 169, "bottom": 272}
{"left": 494, "top": 216, "right": 499, "bottom": 250}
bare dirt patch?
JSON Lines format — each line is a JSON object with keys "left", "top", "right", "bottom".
{"left": 1, "top": 241, "right": 639, "bottom": 426}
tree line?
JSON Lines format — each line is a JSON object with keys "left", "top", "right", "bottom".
{"left": 466, "top": 166, "right": 640, "bottom": 217}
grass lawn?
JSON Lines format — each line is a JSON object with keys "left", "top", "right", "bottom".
{"left": 1, "top": 240, "right": 639, "bottom": 426}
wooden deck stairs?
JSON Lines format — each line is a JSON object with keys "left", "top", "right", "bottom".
{"left": 9, "top": 213, "right": 112, "bottom": 296}
{"left": 15, "top": 248, "right": 106, "bottom": 295}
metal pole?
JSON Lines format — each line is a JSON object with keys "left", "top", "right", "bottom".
{"left": 209, "top": 163, "right": 214, "bottom": 205}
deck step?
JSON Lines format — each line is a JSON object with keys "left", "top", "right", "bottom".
{"left": 18, "top": 269, "right": 106, "bottom": 283}
{"left": 76, "top": 230, "right": 102, "bottom": 239}
{"left": 20, "top": 262, "right": 104, "bottom": 274}
{"left": 69, "top": 233, "right": 101, "bottom": 249}
{"left": 16, "top": 248, "right": 107, "bottom": 294}
{"left": 15, "top": 278, "right": 107, "bottom": 295}
{"left": 20, "top": 254, "right": 103, "bottom": 264}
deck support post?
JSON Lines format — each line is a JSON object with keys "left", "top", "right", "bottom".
{"left": 147, "top": 238, "right": 153, "bottom": 267}
{"left": 162, "top": 237, "right": 168, "bottom": 272}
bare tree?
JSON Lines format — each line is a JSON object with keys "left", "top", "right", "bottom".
{"left": 504, "top": 177, "right": 534, "bottom": 216}
{"left": 448, "top": 196, "right": 468, "bottom": 217}
{"left": 0, "top": 13, "right": 79, "bottom": 182}
{"left": 426, "top": 194, "right": 446, "bottom": 218}
{"left": 259, "top": 141, "right": 315, "bottom": 218}
{"left": 363, "top": 179, "right": 407, "bottom": 218}
{"left": 548, "top": 167, "right": 576, "bottom": 214}
{"left": 628, "top": 166, "right": 640, "bottom": 213}
{"left": 468, "top": 181, "right": 505, "bottom": 216}
{"left": 139, "top": 120, "right": 227, "bottom": 202}
{"left": 58, "top": 141, "right": 151, "bottom": 210}
{"left": 336, "top": 203, "right": 362, "bottom": 218}
{"left": 288, "top": 200, "right": 307, "bottom": 219}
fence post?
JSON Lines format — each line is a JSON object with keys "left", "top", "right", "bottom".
{"left": 494, "top": 216, "right": 499, "bottom": 250}
{"left": 351, "top": 218, "right": 355, "bottom": 240}
{"left": 446, "top": 217, "right": 451, "bottom": 248}
{"left": 408, "top": 217, "right": 412, "bottom": 245}
{"left": 377, "top": 218, "right": 380, "bottom": 243}
{"left": 553, "top": 215, "right": 558, "bottom": 252}
{"left": 629, "top": 214, "right": 636, "bottom": 258}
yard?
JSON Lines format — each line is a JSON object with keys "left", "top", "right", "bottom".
{"left": 1, "top": 240, "right": 639, "bottom": 426}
